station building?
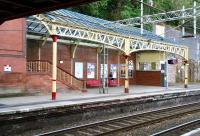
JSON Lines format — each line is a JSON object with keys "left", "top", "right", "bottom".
{"left": 0, "top": 9, "right": 189, "bottom": 96}
{"left": 27, "top": 38, "right": 165, "bottom": 86}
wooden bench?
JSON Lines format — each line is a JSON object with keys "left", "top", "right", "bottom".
{"left": 86, "top": 79, "right": 100, "bottom": 88}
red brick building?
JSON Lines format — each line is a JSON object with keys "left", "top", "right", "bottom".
{"left": 0, "top": 10, "right": 188, "bottom": 92}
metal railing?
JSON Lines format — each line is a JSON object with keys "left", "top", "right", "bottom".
{"left": 27, "top": 60, "right": 86, "bottom": 91}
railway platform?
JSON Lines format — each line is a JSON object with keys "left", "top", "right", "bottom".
{"left": 0, "top": 84, "right": 200, "bottom": 136}
{"left": 0, "top": 83, "right": 200, "bottom": 115}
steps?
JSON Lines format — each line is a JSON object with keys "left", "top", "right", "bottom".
{"left": 25, "top": 73, "right": 73, "bottom": 94}
{"left": 27, "top": 60, "right": 87, "bottom": 92}
{"left": 0, "top": 72, "right": 79, "bottom": 95}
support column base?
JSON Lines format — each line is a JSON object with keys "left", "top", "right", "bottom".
{"left": 81, "top": 89, "right": 87, "bottom": 93}
{"left": 124, "top": 88, "right": 129, "bottom": 93}
{"left": 52, "top": 92, "right": 56, "bottom": 100}
{"left": 184, "top": 84, "right": 188, "bottom": 88}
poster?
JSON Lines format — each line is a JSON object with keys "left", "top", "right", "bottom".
{"left": 87, "top": 63, "right": 95, "bottom": 78}
{"left": 110, "top": 64, "right": 117, "bottom": 78}
{"left": 75, "top": 62, "right": 83, "bottom": 78}
{"left": 100, "top": 64, "right": 108, "bottom": 78}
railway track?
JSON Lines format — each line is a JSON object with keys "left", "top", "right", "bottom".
{"left": 151, "top": 119, "right": 200, "bottom": 136}
{"left": 36, "top": 102, "right": 200, "bottom": 136}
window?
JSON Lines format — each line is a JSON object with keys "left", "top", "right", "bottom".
{"left": 128, "top": 60, "right": 134, "bottom": 77}
{"left": 151, "top": 62, "right": 156, "bottom": 70}
{"left": 120, "top": 60, "right": 134, "bottom": 78}
{"left": 139, "top": 62, "right": 150, "bottom": 71}
{"left": 120, "top": 64, "right": 126, "bottom": 78}
{"left": 139, "top": 62, "right": 145, "bottom": 71}
{"left": 139, "top": 62, "right": 160, "bottom": 71}
{"left": 156, "top": 62, "right": 161, "bottom": 70}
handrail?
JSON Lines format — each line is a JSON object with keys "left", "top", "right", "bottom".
{"left": 57, "top": 65, "right": 85, "bottom": 82}
{"left": 27, "top": 60, "right": 87, "bottom": 92}
{"left": 31, "top": 60, "right": 85, "bottom": 82}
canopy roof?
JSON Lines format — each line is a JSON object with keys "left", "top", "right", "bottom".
{"left": 27, "top": 9, "right": 180, "bottom": 46}
{"left": 27, "top": 9, "right": 188, "bottom": 60}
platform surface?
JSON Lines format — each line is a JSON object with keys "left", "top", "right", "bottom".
{"left": 0, "top": 83, "right": 200, "bottom": 115}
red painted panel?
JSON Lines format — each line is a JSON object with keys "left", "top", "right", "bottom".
{"left": 136, "top": 71, "right": 161, "bottom": 86}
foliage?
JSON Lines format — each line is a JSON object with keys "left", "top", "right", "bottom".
{"left": 72, "top": 0, "right": 141, "bottom": 20}
{"left": 72, "top": 0, "right": 200, "bottom": 33}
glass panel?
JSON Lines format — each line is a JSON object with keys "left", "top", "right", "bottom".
{"left": 151, "top": 62, "right": 156, "bottom": 70}
{"left": 139, "top": 62, "right": 161, "bottom": 71}
{"left": 120, "top": 64, "right": 126, "bottom": 78}
{"left": 128, "top": 60, "right": 134, "bottom": 77}
{"left": 139, "top": 62, "right": 145, "bottom": 70}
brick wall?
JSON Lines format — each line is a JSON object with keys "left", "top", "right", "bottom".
{"left": 74, "top": 46, "right": 97, "bottom": 80}
{"left": 136, "top": 71, "right": 161, "bottom": 86}
{"left": 0, "top": 57, "right": 26, "bottom": 73}
{"left": 0, "top": 18, "right": 26, "bottom": 73}
{"left": 27, "top": 40, "right": 72, "bottom": 72}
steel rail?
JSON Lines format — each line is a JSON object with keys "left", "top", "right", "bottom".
{"left": 151, "top": 119, "right": 200, "bottom": 136}
{"left": 35, "top": 102, "right": 200, "bottom": 136}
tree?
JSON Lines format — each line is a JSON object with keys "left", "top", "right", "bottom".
{"left": 72, "top": 0, "right": 199, "bottom": 33}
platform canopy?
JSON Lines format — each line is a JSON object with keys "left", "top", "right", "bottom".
{"left": 27, "top": 9, "right": 188, "bottom": 60}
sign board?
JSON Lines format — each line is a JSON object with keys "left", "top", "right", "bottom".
{"left": 168, "top": 58, "right": 178, "bottom": 64}
{"left": 4, "top": 65, "right": 12, "bottom": 72}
